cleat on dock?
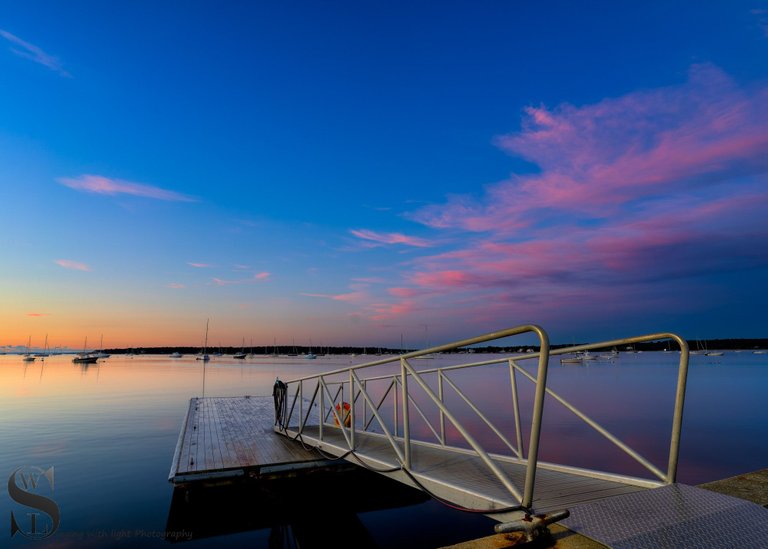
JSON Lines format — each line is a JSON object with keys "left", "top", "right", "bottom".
{"left": 493, "top": 509, "right": 570, "bottom": 543}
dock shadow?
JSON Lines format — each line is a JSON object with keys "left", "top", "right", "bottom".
{"left": 165, "top": 466, "right": 429, "bottom": 547}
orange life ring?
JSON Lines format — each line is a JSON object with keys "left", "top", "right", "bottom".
{"left": 334, "top": 401, "right": 352, "bottom": 427}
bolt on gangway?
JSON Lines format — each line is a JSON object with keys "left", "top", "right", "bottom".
{"left": 273, "top": 325, "right": 699, "bottom": 538}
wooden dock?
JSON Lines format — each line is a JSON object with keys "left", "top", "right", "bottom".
{"left": 168, "top": 396, "right": 331, "bottom": 483}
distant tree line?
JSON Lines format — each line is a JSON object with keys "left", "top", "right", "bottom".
{"left": 103, "top": 338, "right": 768, "bottom": 355}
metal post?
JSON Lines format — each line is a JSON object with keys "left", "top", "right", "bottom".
{"left": 349, "top": 370, "right": 355, "bottom": 449}
{"left": 667, "top": 337, "right": 690, "bottom": 483}
{"left": 394, "top": 377, "right": 398, "bottom": 437}
{"left": 318, "top": 377, "right": 324, "bottom": 440}
{"left": 299, "top": 379, "right": 304, "bottom": 432}
{"left": 522, "top": 328, "right": 550, "bottom": 509}
{"left": 438, "top": 370, "right": 446, "bottom": 445}
{"left": 401, "top": 358, "right": 411, "bottom": 469}
{"left": 509, "top": 359, "right": 523, "bottom": 457}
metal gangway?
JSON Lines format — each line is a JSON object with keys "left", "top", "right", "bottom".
{"left": 274, "top": 325, "right": 693, "bottom": 540}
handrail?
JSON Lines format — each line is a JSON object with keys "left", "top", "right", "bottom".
{"left": 276, "top": 325, "right": 690, "bottom": 511}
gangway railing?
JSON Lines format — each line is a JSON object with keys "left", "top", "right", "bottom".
{"left": 274, "top": 325, "right": 690, "bottom": 512}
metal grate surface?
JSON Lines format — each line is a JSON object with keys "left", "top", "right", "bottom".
{"left": 560, "top": 483, "right": 768, "bottom": 548}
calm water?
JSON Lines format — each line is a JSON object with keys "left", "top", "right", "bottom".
{"left": 1, "top": 351, "right": 767, "bottom": 547}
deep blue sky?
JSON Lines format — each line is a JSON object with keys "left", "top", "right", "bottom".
{"left": 1, "top": 1, "right": 767, "bottom": 348}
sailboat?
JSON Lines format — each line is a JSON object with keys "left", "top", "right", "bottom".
{"left": 35, "top": 334, "right": 50, "bottom": 358}
{"left": 73, "top": 337, "right": 99, "bottom": 363}
{"left": 196, "top": 320, "right": 210, "bottom": 361}
{"left": 94, "top": 334, "right": 110, "bottom": 358}
{"left": 22, "top": 336, "right": 36, "bottom": 362}
{"left": 233, "top": 338, "right": 247, "bottom": 359}
{"left": 413, "top": 325, "right": 435, "bottom": 359}
{"left": 304, "top": 338, "right": 316, "bottom": 359}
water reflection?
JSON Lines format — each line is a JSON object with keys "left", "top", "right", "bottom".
{"left": 165, "top": 468, "right": 428, "bottom": 546}
{"left": 0, "top": 352, "right": 766, "bottom": 547}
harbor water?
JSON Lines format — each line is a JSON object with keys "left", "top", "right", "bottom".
{"left": 1, "top": 350, "right": 766, "bottom": 547}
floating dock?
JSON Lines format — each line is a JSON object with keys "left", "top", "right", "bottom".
{"left": 168, "top": 396, "right": 333, "bottom": 483}
{"left": 169, "top": 395, "right": 768, "bottom": 547}
{"left": 168, "top": 324, "right": 768, "bottom": 547}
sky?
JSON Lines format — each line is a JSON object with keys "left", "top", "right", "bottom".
{"left": 1, "top": 1, "right": 767, "bottom": 350}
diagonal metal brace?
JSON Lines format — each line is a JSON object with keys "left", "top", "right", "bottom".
{"left": 494, "top": 509, "right": 571, "bottom": 543}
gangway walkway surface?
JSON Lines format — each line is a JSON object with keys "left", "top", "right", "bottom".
{"left": 280, "top": 424, "right": 648, "bottom": 515}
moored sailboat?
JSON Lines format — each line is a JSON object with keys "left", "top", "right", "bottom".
{"left": 196, "top": 319, "right": 210, "bottom": 361}
{"left": 73, "top": 337, "right": 99, "bottom": 364}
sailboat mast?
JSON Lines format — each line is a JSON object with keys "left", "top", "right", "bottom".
{"left": 203, "top": 319, "right": 209, "bottom": 353}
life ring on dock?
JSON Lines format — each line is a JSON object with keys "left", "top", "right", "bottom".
{"left": 334, "top": 402, "right": 352, "bottom": 427}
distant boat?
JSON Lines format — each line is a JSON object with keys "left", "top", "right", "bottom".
{"left": 170, "top": 351, "right": 183, "bottom": 358}
{"left": 597, "top": 349, "right": 619, "bottom": 360}
{"left": 690, "top": 339, "right": 707, "bottom": 355}
{"left": 304, "top": 339, "right": 316, "bottom": 359}
{"left": 22, "top": 336, "right": 36, "bottom": 362}
{"left": 196, "top": 320, "right": 210, "bottom": 361}
{"left": 234, "top": 338, "right": 247, "bottom": 359}
{"left": 560, "top": 350, "right": 598, "bottom": 364}
{"left": 73, "top": 336, "right": 99, "bottom": 364}
{"left": 754, "top": 350, "right": 768, "bottom": 355}
{"left": 705, "top": 350, "right": 724, "bottom": 357}
{"left": 35, "top": 334, "right": 50, "bottom": 358}
{"left": 93, "top": 334, "right": 110, "bottom": 358}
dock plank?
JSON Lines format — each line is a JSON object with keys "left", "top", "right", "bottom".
{"left": 169, "top": 396, "right": 321, "bottom": 482}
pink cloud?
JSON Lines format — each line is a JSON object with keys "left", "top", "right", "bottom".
{"left": 350, "top": 229, "right": 432, "bottom": 248}
{"left": 188, "top": 262, "right": 211, "bottom": 268}
{"left": 367, "top": 65, "right": 768, "bottom": 329}
{"left": 0, "top": 29, "right": 71, "bottom": 77}
{"left": 57, "top": 174, "right": 195, "bottom": 202}
{"left": 254, "top": 272, "right": 271, "bottom": 280}
{"left": 167, "top": 283, "right": 185, "bottom": 289}
{"left": 412, "top": 64, "right": 768, "bottom": 233}
{"left": 55, "top": 259, "right": 91, "bottom": 271}
{"left": 26, "top": 312, "right": 50, "bottom": 317}
{"left": 388, "top": 287, "right": 428, "bottom": 298}
{"left": 370, "top": 300, "right": 416, "bottom": 320}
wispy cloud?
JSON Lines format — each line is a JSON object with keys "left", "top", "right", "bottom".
{"left": 365, "top": 65, "right": 768, "bottom": 325}
{"left": 55, "top": 259, "right": 91, "bottom": 271}
{"left": 752, "top": 8, "right": 768, "bottom": 37}
{"left": 57, "top": 174, "right": 196, "bottom": 202}
{"left": 167, "top": 283, "right": 185, "bottom": 289}
{"left": 0, "top": 29, "right": 71, "bottom": 77}
{"left": 350, "top": 229, "right": 432, "bottom": 248}
{"left": 188, "top": 262, "right": 211, "bottom": 268}
{"left": 302, "top": 291, "right": 367, "bottom": 303}
{"left": 26, "top": 312, "right": 50, "bottom": 317}
{"left": 211, "top": 272, "right": 271, "bottom": 286}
